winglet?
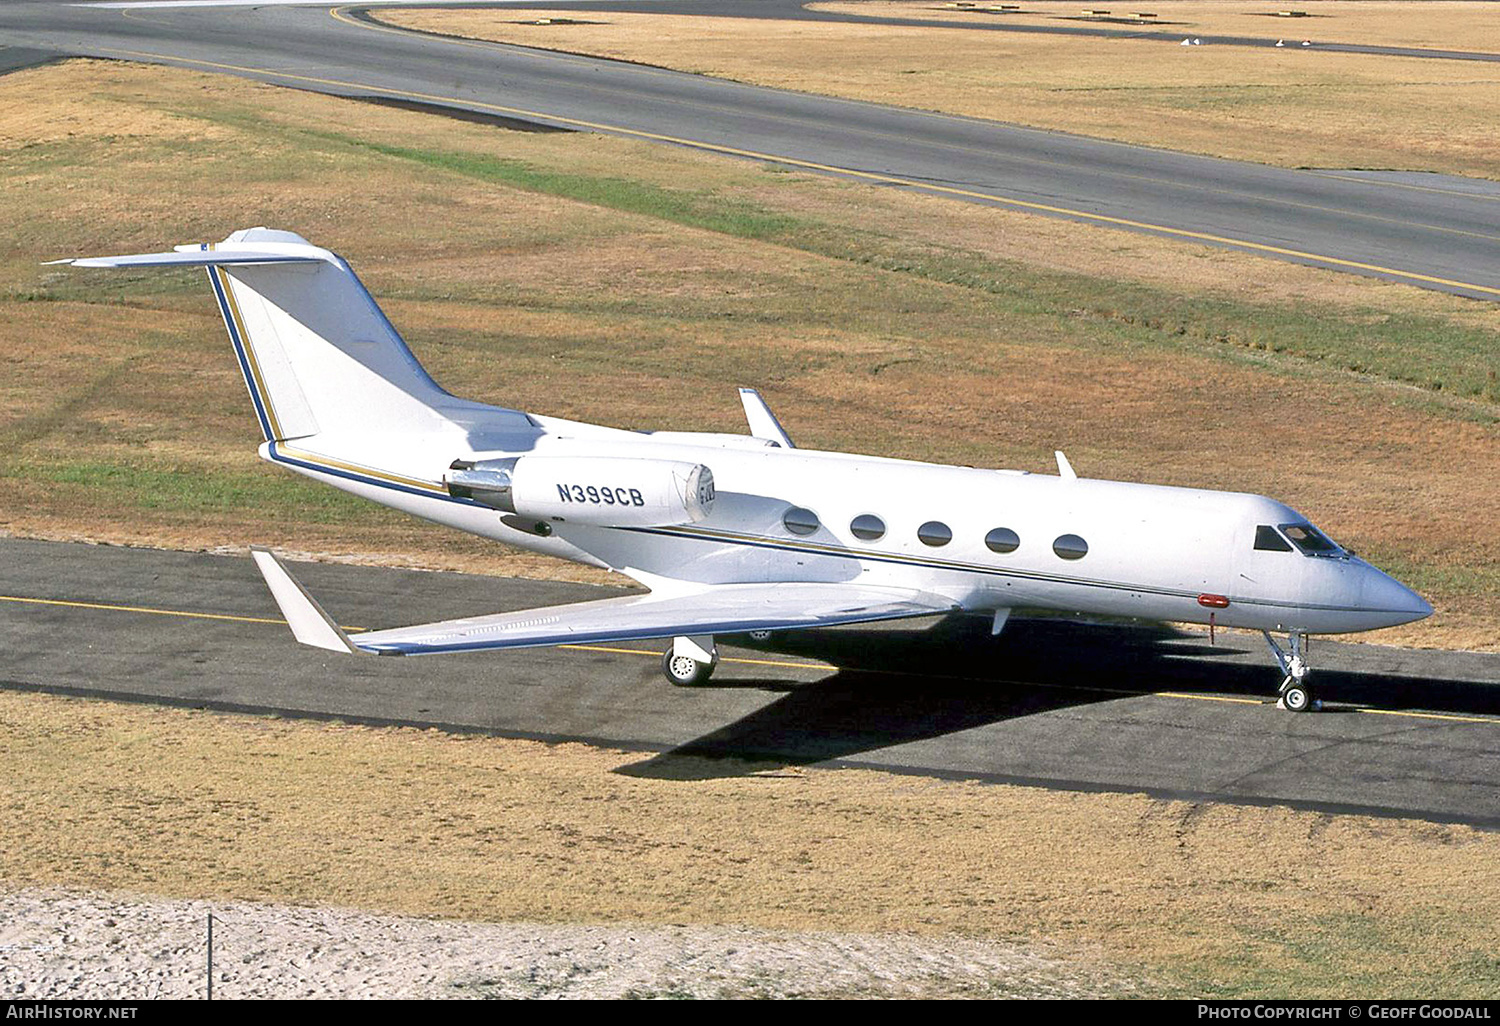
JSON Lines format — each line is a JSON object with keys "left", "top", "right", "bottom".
{"left": 738, "top": 388, "right": 794, "bottom": 448}
{"left": 250, "top": 547, "right": 357, "bottom": 654}
{"left": 1055, "top": 450, "right": 1077, "bottom": 480}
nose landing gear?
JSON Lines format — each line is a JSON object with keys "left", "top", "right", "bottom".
{"left": 1263, "top": 630, "right": 1319, "bottom": 712}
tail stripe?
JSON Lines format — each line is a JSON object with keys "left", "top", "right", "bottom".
{"left": 273, "top": 442, "right": 450, "bottom": 496}
{"left": 207, "top": 265, "right": 275, "bottom": 442}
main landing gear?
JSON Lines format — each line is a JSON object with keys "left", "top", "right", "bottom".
{"left": 661, "top": 634, "right": 718, "bottom": 686}
{"left": 1263, "top": 630, "right": 1319, "bottom": 712}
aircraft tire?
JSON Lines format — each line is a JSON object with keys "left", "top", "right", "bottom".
{"left": 662, "top": 649, "right": 716, "bottom": 687}
{"left": 1282, "top": 682, "right": 1314, "bottom": 713}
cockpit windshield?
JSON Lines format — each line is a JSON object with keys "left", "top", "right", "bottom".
{"left": 1279, "top": 523, "right": 1343, "bottom": 557}
{"left": 1254, "top": 525, "right": 1293, "bottom": 552}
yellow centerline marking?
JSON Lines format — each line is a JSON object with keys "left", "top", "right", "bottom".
{"left": 97, "top": 41, "right": 1500, "bottom": 299}
{"left": 0, "top": 593, "right": 364, "bottom": 632}
{"left": 1352, "top": 707, "right": 1498, "bottom": 725}
{"left": 0, "top": 593, "right": 827, "bottom": 671}
{"left": 1157, "top": 691, "right": 1266, "bottom": 706}
{"left": 337, "top": 7, "right": 1500, "bottom": 247}
{"left": 5, "top": 592, "right": 1496, "bottom": 724}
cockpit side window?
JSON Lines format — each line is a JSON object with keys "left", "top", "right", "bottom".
{"left": 1279, "top": 523, "right": 1342, "bottom": 556}
{"left": 1254, "top": 525, "right": 1293, "bottom": 552}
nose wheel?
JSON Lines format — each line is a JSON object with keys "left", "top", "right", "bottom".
{"left": 1264, "top": 630, "right": 1319, "bottom": 712}
{"left": 661, "top": 634, "right": 718, "bottom": 686}
{"left": 1279, "top": 679, "right": 1315, "bottom": 713}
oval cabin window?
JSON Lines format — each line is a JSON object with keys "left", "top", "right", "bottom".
{"left": 917, "top": 521, "right": 952, "bottom": 547}
{"left": 783, "top": 506, "right": 820, "bottom": 536}
{"left": 1053, "top": 534, "right": 1088, "bottom": 560}
{"left": 985, "top": 527, "right": 1020, "bottom": 554}
{"left": 850, "top": 514, "right": 886, "bottom": 541}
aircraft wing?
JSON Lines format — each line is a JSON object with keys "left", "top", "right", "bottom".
{"left": 251, "top": 548, "right": 954, "bottom": 656}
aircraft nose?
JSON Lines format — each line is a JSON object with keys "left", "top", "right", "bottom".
{"left": 1360, "top": 565, "right": 1433, "bottom": 626}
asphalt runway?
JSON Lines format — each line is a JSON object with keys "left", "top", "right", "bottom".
{"left": 3, "top": 537, "right": 1499, "bottom": 826}
{"left": 3, "top": 0, "right": 1500, "bottom": 299}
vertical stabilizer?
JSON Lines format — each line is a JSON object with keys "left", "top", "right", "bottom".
{"left": 205, "top": 228, "right": 454, "bottom": 443}
{"left": 61, "top": 229, "right": 537, "bottom": 469}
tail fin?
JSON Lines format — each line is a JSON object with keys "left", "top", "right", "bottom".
{"left": 62, "top": 228, "right": 531, "bottom": 447}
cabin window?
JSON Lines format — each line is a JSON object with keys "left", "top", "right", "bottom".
{"left": 1254, "top": 525, "right": 1293, "bottom": 552}
{"left": 783, "top": 506, "right": 820, "bottom": 536}
{"left": 917, "top": 521, "right": 952, "bottom": 547}
{"left": 1052, "top": 534, "right": 1088, "bottom": 560}
{"left": 1280, "top": 523, "right": 1341, "bottom": 556}
{"left": 985, "top": 527, "right": 1020, "bottom": 554}
{"left": 850, "top": 514, "right": 886, "bottom": 541}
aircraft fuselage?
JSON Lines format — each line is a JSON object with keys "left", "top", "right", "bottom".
{"left": 264, "top": 427, "right": 1431, "bottom": 637}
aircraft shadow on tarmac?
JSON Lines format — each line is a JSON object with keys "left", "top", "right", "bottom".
{"left": 618, "top": 615, "right": 1500, "bottom": 780}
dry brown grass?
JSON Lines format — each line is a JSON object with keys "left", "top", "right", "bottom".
{"left": 2, "top": 690, "right": 1498, "bottom": 996}
{"left": 381, "top": 4, "right": 1500, "bottom": 178}
{"left": 1, "top": 61, "right": 1497, "bottom": 649}
{"left": 816, "top": 0, "right": 1500, "bottom": 50}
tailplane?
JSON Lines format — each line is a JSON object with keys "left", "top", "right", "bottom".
{"left": 61, "top": 228, "right": 533, "bottom": 451}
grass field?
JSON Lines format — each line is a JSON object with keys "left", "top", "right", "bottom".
{"left": 2, "top": 60, "right": 1496, "bottom": 646}
{"left": 817, "top": 0, "right": 1500, "bottom": 49}
{"left": 3, "top": 58, "right": 1500, "bottom": 997}
{"left": 3, "top": 690, "right": 1498, "bottom": 997}
{"left": 380, "top": 2, "right": 1500, "bottom": 179}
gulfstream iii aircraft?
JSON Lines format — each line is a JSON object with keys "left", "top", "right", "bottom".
{"left": 61, "top": 229, "right": 1433, "bottom": 712}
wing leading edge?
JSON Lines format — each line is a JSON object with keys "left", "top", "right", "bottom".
{"left": 251, "top": 548, "right": 954, "bottom": 657}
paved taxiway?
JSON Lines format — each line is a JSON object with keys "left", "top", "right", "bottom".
{"left": 4, "top": 538, "right": 1498, "bottom": 826}
{"left": 2, "top": 0, "right": 1500, "bottom": 298}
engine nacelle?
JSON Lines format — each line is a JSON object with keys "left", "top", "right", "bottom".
{"left": 447, "top": 455, "right": 715, "bottom": 527}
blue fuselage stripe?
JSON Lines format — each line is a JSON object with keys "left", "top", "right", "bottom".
{"left": 207, "top": 267, "right": 274, "bottom": 442}
{"left": 267, "top": 442, "right": 479, "bottom": 505}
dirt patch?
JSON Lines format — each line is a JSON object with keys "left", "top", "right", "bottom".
{"left": 0, "top": 888, "right": 1131, "bottom": 998}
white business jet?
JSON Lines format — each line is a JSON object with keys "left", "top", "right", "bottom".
{"left": 60, "top": 229, "right": 1432, "bottom": 712}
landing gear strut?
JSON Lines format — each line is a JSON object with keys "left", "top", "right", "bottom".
{"left": 1263, "top": 630, "right": 1318, "bottom": 712}
{"left": 661, "top": 634, "right": 718, "bottom": 686}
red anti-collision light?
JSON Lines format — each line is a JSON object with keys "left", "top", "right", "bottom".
{"left": 1197, "top": 594, "right": 1230, "bottom": 609}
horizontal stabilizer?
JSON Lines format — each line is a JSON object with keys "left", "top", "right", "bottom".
{"left": 251, "top": 547, "right": 355, "bottom": 654}
{"left": 55, "top": 250, "right": 324, "bottom": 269}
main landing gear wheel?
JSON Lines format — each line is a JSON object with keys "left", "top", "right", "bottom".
{"left": 661, "top": 635, "right": 719, "bottom": 686}
{"left": 662, "top": 650, "right": 715, "bottom": 686}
